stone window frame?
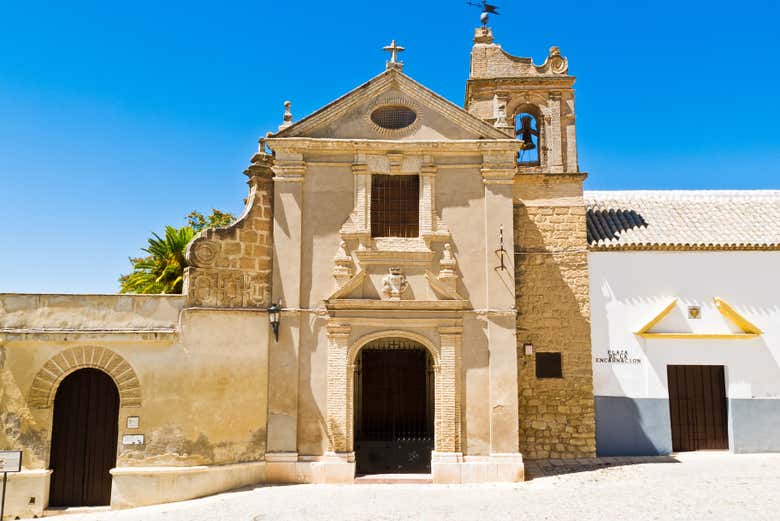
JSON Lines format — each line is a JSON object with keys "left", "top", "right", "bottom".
{"left": 325, "top": 325, "right": 462, "bottom": 459}
{"left": 347, "top": 159, "right": 446, "bottom": 255}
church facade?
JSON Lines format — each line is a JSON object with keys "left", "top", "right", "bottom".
{"left": 1, "top": 26, "right": 778, "bottom": 519}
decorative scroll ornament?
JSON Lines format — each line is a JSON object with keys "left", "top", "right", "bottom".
{"left": 382, "top": 267, "right": 409, "bottom": 300}
{"left": 544, "top": 46, "right": 568, "bottom": 75}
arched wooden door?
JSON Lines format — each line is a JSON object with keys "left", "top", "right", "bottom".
{"left": 49, "top": 368, "right": 119, "bottom": 506}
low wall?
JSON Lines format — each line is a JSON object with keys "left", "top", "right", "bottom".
{"left": 110, "top": 461, "right": 266, "bottom": 509}
{"left": 2, "top": 469, "right": 51, "bottom": 520}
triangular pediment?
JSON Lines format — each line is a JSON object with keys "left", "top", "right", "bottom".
{"left": 635, "top": 298, "right": 762, "bottom": 340}
{"left": 272, "top": 68, "right": 510, "bottom": 141}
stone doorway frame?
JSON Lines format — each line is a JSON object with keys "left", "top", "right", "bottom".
{"left": 326, "top": 325, "right": 462, "bottom": 463}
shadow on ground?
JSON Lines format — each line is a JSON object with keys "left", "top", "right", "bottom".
{"left": 524, "top": 456, "right": 680, "bottom": 479}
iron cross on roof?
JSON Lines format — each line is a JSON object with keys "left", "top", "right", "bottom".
{"left": 383, "top": 40, "right": 405, "bottom": 70}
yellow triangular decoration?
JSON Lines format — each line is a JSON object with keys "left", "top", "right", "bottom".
{"left": 635, "top": 297, "right": 762, "bottom": 340}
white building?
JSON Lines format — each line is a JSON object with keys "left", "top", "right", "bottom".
{"left": 587, "top": 190, "right": 780, "bottom": 455}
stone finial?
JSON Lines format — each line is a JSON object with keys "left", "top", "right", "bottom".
{"left": 333, "top": 240, "right": 354, "bottom": 289}
{"left": 473, "top": 26, "right": 494, "bottom": 44}
{"left": 441, "top": 243, "right": 457, "bottom": 271}
{"left": 278, "top": 101, "right": 293, "bottom": 131}
{"left": 383, "top": 40, "right": 405, "bottom": 71}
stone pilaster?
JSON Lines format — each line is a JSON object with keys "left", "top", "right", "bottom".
{"left": 352, "top": 163, "right": 371, "bottom": 248}
{"left": 326, "top": 323, "right": 352, "bottom": 453}
{"left": 436, "top": 326, "right": 462, "bottom": 453}
{"left": 419, "top": 164, "right": 436, "bottom": 236}
{"left": 547, "top": 92, "right": 564, "bottom": 173}
{"left": 266, "top": 152, "right": 305, "bottom": 463}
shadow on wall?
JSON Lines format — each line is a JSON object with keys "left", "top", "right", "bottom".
{"left": 298, "top": 316, "right": 330, "bottom": 456}
{"left": 594, "top": 395, "right": 673, "bottom": 456}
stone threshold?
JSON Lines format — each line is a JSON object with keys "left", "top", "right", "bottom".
{"left": 44, "top": 506, "right": 111, "bottom": 517}
{"left": 355, "top": 473, "right": 433, "bottom": 484}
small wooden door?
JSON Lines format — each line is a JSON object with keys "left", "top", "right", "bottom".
{"left": 667, "top": 365, "right": 728, "bottom": 452}
{"left": 49, "top": 368, "right": 119, "bottom": 506}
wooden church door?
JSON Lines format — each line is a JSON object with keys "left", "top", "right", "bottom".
{"left": 49, "top": 368, "right": 119, "bottom": 506}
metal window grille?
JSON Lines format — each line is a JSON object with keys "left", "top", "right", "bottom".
{"left": 371, "top": 174, "right": 419, "bottom": 238}
{"left": 370, "top": 106, "right": 417, "bottom": 130}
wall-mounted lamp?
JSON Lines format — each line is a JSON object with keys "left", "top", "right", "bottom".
{"left": 268, "top": 302, "right": 282, "bottom": 341}
{"left": 523, "top": 343, "right": 534, "bottom": 356}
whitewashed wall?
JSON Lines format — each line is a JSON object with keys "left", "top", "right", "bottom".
{"left": 589, "top": 251, "right": 780, "bottom": 455}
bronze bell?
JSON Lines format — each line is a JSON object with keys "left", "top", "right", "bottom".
{"left": 516, "top": 115, "right": 538, "bottom": 151}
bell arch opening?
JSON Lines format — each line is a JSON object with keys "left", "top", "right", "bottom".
{"left": 515, "top": 111, "right": 540, "bottom": 165}
{"left": 353, "top": 338, "right": 435, "bottom": 475}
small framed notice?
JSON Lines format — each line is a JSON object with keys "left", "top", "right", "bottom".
{"left": 126, "top": 416, "right": 140, "bottom": 429}
{"left": 0, "top": 451, "right": 22, "bottom": 473}
{"left": 122, "top": 434, "right": 145, "bottom": 446}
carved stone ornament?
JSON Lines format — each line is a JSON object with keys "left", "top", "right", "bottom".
{"left": 544, "top": 46, "right": 568, "bottom": 75}
{"left": 190, "top": 240, "right": 220, "bottom": 267}
{"left": 333, "top": 240, "right": 355, "bottom": 289}
{"left": 382, "top": 267, "right": 409, "bottom": 300}
{"left": 439, "top": 243, "right": 457, "bottom": 277}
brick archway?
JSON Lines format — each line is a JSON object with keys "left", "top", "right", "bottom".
{"left": 326, "top": 325, "right": 462, "bottom": 458}
{"left": 28, "top": 346, "right": 141, "bottom": 408}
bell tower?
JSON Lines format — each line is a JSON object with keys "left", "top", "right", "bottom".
{"left": 465, "top": 26, "right": 578, "bottom": 174}
{"left": 465, "top": 27, "right": 596, "bottom": 459}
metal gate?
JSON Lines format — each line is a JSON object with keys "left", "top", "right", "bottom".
{"left": 49, "top": 368, "right": 119, "bottom": 506}
{"left": 667, "top": 365, "right": 728, "bottom": 452}
{"left": 354, "top": 340, "right": 434, "bottom": 474}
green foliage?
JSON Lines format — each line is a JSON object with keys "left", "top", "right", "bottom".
{"left": 187, "top": 209, "right": 235, "bottom": 233}
{"left": 119, "top": 209, "right": 236, "bottom": 294}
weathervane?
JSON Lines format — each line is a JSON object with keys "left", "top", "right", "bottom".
{"left": 467, "top": 0, "right": 499, "bottom": 26}
{"left": 383, "top": 40, "right": 405, "bottom": 70}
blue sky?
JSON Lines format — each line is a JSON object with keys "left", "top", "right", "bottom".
{"left": 1, "top": 1, "right": 778, "bottom": 293}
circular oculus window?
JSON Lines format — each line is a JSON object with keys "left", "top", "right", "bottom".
{"left": 370, "top": 105, "right": 417, "bottom": 130}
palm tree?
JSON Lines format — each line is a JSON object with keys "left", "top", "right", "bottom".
{"left": 119, "top": 226, "right": 195, "bottom": 294}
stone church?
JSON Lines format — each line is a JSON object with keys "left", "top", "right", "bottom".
{"left": 3, "top": 23, "right": 778, "bottom": 519}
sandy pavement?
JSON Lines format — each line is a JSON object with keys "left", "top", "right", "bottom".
{"left": 40, "top": 453, "right": 780, "bottom": 521}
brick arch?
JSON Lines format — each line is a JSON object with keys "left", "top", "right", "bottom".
{"left": 28, "top": 346, "right": 141, "bottom": 408}
{"left": 348, "top": 330, "right": 440, "bottom": 367}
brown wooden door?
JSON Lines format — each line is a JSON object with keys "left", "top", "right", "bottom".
{"left": 355, "top": 345, "right": 434, "bottom": 474}
{"left": 667, "top": 365, "right": 728, "bottom": 452}
{"left": 49, "top": 368, "right": 119, "bottom": 506}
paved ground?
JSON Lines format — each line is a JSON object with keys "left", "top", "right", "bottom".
{"left": 41, "top": 453, "right": 780, "bottom": 521}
